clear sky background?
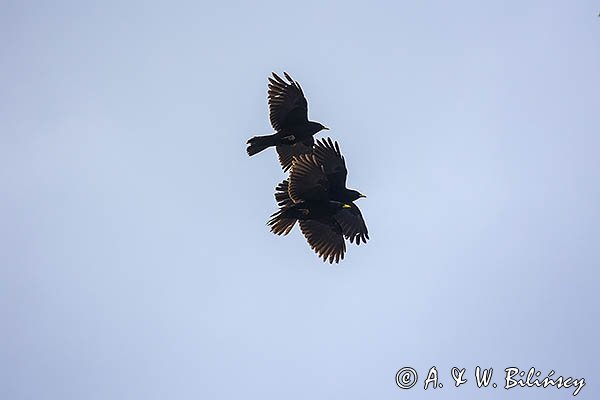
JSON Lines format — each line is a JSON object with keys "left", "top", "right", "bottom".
{"left": 2, "top": 1, "right": 599, "bottom": 399}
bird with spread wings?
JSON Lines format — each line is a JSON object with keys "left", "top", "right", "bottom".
{"left": 247, "top": 72, "right": 329, "bottom": 171}
{"left": 267, "top": 138, "right": 369, "bottom": 263}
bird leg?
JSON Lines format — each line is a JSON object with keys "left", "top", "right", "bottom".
{"left": 281, "top": 134, "right": 295, "bottom": 144}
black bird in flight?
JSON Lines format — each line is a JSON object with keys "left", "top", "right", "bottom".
{"left": 247, "top": 72, "right": 329, "bottom": 171}
{"left": 292, "top": 138, "right": 369, "bottom": 244}
{"left": 267, "top": 142, "right": 369, "bottom": 263}
{"left": 268, "top": 180, "right": 352, "bottom": 263}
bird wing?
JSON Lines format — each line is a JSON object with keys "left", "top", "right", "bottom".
{"left": 276, "top": 136, "right": 314, "bottom": 172}
{"left": 334, "top": 203, "right": 369, "bottom": 245}
{"left": 288, "top": 154, "right": 330, "bottom": 203}
{"left": 267, "top": 208, "right": 297, "bottom": 236}
{"left": 313, "top": 137, "right": 348, "bottom": 190}
{"left": 268, "top": 72, "right": 308, "bottom": 131}
{"left": 299, "top": 218, "right": 346, "bottom": 263}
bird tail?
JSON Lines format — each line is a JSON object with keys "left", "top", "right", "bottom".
{"left": 267, "top": 180, "right": 297, "bottom": 235}
{"left": 246, "top": 134, "right": 277, "bottom": 156}
{"left": 274, "top": 180, "right": 294, "bottom": 207}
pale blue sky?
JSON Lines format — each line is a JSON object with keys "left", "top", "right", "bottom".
{"left": 2, "top": 1, "right": 599, "bottom": 399}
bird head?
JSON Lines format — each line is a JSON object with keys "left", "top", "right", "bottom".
{"left": 310, "top": 121, "right": 329, "bottom": 133}
{"left": 347, "top": 189, "right": 367, "bottom": 201}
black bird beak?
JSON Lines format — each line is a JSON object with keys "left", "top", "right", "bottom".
{"left": 359, "top": 194, "right": 367, "bottom": 199}
{"left": 323, "top": 126, "right": 330, "bottom": 130}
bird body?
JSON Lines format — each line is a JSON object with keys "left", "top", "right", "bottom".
{"left": 246, "top": 121, "right": 325, "bottom": 156}
{"left": 273, "top": 200, "right": 351, "bottom": 226}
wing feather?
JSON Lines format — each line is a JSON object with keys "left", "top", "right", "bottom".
{"left": 276, "top": 136, "right": 314, "bottom": 172}
{"left": 334, "top": 204, "right": 369, "bottom": 245}
{"left": 268, "top": 72, "right": 308, "bottom": 131}
{"left": 288, "top": 154, "right": 329, "bottom": 203}
{"left": 313, "top": 137, "right": 348, "bottom": 190}
{"left": 299, "top": 218, "right": 345, "bottom": 263}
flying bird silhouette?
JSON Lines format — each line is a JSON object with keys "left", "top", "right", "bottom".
{"left": 267, "top": 142, "right": 369, "bottom": 263}
{"left": 247, "top": 72, "right": 328, "bottom": 171}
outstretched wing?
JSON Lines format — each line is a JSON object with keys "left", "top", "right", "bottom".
{"left": 334, "top": 203, "right": 369, "bottom": 245}
{"left": 267, "top": 208, "right": 297, "bottom": 236}
{"left": 313, "top": 137, "right": 347, "bottom": 190}
{"left": 268, "top": 72, "right": 308, "bottom": 131}
{"left": 288, "top": 154, "right": 330, "bottom": 203}
{"left": 276, "top": 136, "right": 314, "bottom": 172}
{"left": 299, "top": 218, "right": 346, "bottom": 263}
